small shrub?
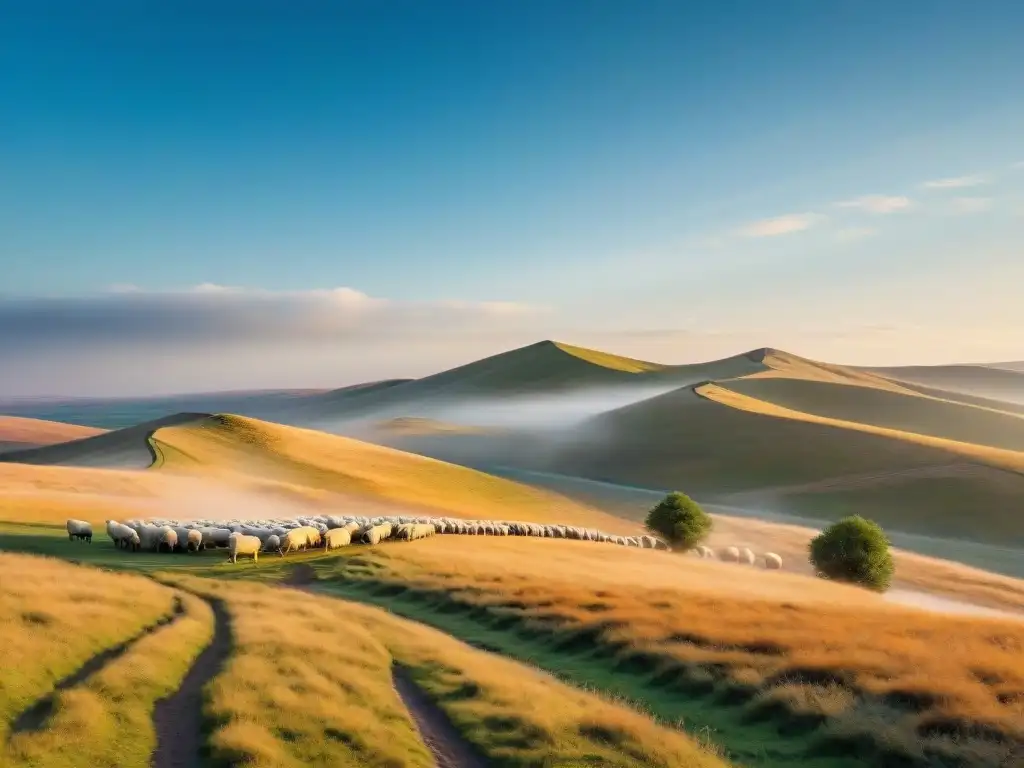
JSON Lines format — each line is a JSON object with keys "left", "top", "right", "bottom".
{"left": 809, "top": 516, "right": 894, "bottom": 592}
{"left": 644, "top": 492, "right": 712, "bottom": 550}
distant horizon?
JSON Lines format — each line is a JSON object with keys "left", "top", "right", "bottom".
{"left": 1, "top": 336, "right": 1021, "bottom": 402}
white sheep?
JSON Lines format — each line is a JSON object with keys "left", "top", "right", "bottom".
{"left": 228, "top": 533, "right": 261, "bottom": 564}
{"left": 697, "top": 545, "right": 715, "bottom": 559}
{"left": 183, "top": 528, "right": 203, "bottom": 552}
{"left": 361, "top": 523, "right": 393, "bottom": 545}
{"left": 740, "top": 547, "right": 756, "bottom": 565}
{"left": 263, "top": 534, "right": 282, "bottom": 555}
{"left": 66, "top": 519, "right": 93, "bottom": 543}
{"left": 157, "top": 526, "right": 178, "bottom": 553}
{"left": 764, "top": 552, "right": 783, "bottom": 570}
{"left": 323, "top": 528, "right": 352, "bottom": 550}
{"left": 280, "top": 529, "right": 309, "bottom": 555}
{"left": 720, "top": 546, "right": 740, "bottom": 562}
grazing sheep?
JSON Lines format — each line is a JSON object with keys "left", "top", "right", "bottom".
{"left": 740, "top": 547, "right": 756, "bottom": 565}
{"left": 697, "top": 545, "right": 715, "bottom": 559}
{"left": 764, "top": 552, "right": 783, "bottom": 570}
{"left": 66, "top": 519, "right": 93, "bottom": 543}
{"left": 280, "top": 529, "right": 310, "bottom": 555}
{"left": 182, "top": 528, "right": 203, "bottom": 552}
{"left": 228, "top": 533, "right": 261, "bottom": 564}
{"left": 395, "top": 523, "right": 435, "bottom": 541}
{"left": 720, "top": 546, "right": 740, "bottom": 563}
{"left": 157, "top": 526, "right": 178, "bottom": 553}
{"left": 263, "top": 534, "right": 282, "bottom": 555}
{"left": 106, "top": 520, "right": 136, "bottom": 548}
{"left": 123, "top": 529, "right": 141, "bottom": 551}
{"left": 323, "top": 528, "right": 352, "bottom": 550}
{"left": 361, "top": 523, "right": 393, "bottom": 546}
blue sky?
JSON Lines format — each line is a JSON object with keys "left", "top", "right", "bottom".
{"left": 1, "top": 1, "right": 1023, "bottom": 396}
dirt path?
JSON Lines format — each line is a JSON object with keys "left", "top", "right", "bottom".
{"left": 11, "top": 598, "right": 186, "bottom": 734}
{"left": 151, "top": 598, "right": 232, "bottom": 768}
{"left": 392, "top": 665, "right": 489, "bottom": 768}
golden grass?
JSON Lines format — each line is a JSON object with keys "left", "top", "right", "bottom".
{"left": 164, "top": 574, "right": 727, "bottom": 768}
{"left": 0, "top": 553, "right": 178, "bottom": 736}
{"left": 5, "top": 591, "right": 214, "bottom": 768}
{"left": 151, "top": 414, "right": 638, "bottom": 531}
{"left": 553, "top": 341, "right": 669, "bottom": 373}
{"left": 699, "top": 383, "right": 1024, "bottom": 473}
{"left": 0, "top": 416, "right": 105, "bottom": 445}
{"left": 326, "top": 536, "right": 1024, "bottom": 763}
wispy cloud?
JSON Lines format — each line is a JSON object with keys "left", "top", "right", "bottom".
{"left": 836, "top": 195, "right": 913, "bottom": 214}
{"left": 737, "top": 212, "right": 822, "bottom": 238}
{"left": 0, "top": 286, "right": 545, "bottom": 353}
{"left": 921, "top": 174, "right": 989, "bottom": 190}
{"left": 948, "top": 196, "right": 993, "bottom": 215}
{"left": 835, "top": 227, "right": 877, "bottom": 243}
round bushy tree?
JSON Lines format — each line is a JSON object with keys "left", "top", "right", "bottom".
{"left": 809, "top": 515, "right": 894, "bottom": 592}
{"left": 644, "top": 491, "right": 712, "bottom": 550}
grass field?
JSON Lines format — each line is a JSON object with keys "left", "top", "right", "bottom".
{"left": 2, "top": 505, "right": 1024, "bottom": 766}
{"left": 298, "top": 537, "right": 1024, "bottom": 768}
{"left": 0, "top": 553, "right": 215, "bottom": 768}
{"left": 162, "top": 573, "right": 728, "bottom": 768}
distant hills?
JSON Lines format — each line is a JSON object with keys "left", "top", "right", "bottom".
{"left": 3, "top": 339, "right": 1024, "bottom": 546}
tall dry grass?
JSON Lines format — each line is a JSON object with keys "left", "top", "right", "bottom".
{"left": 161, "top": 574, "right": 436, "bottom": 768}
{"left": 0, "top": 553, "right": 178, "bottom": 737}
{"left": 5, "top": 591, "right": 214, "bottom": 767}
{"left": 165, "top": 574, "right": 728, "bottom": 767}
{"left": 327, "top": 537, "right": 1024, "bottom": 765}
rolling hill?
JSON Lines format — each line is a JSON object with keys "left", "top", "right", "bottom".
{"left": 289, "top": 340, "right": 769, "bottom": 426}
{"left": 869, "top": 362, "right": 1024, "bottom": 403}
{"left": 544, "top": 349, "right": 1024, "bottom": 546}
{"left": 0, "top": 415, "right": 105, "bottom": 453}
{"left": 0, "top": 412, "right": 636, "bottom": 533}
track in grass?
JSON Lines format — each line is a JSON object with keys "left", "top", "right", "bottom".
{"left": 151, "top": 598, "right": 232, "bottom": 768}
{"left": 392, "top": 665, "right": 489, "bottom": 768}
{"left": 10, "top": 597, "right": 186, "bottom": 735}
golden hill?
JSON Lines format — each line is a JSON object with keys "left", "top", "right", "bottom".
{"left": 0, "top": 416, "right": 105, "bottom": 450}
{"left": 291, "top": 340, "right": 769, "bottom": 423}
{"left": 547, "top": 350, "right": 1024, "bottom": 546}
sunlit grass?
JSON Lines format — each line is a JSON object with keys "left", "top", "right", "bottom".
{"left": 313, "top": 536, "right": 1024, "bottom": 767}
{"left": 5, "top": 591, "right": 214, "bottom": 768}
{"left": 164, "top": 573, "right": 728, "bottom": 768}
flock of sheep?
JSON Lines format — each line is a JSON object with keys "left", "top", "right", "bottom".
{"left": 64, "top": 516, "right": 783, "bottom": 569}
{"left": 694, "top": 544, "right": 783, "bottom": 570}
{"left": 66, "top": 515, "right": 673, "bottom": 564}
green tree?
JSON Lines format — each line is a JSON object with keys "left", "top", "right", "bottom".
{"left": 809, "top": 515, "right": 894, "bottom": 592}
{"left": 644, "top": 491, "right": 712, "bottom": 550}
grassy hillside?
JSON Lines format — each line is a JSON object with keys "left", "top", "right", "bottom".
{"left": 722, "top": 376, "right": 1024, "bottom": 451}
{"left": 0, "top": 413, "right": 210, "bottom": 468}
{"left": 290, "top": 340, "right": 768, "bottom": 424}
{"left": 870, "top": 363, "right": 1024, "bottom": 403}
{"left": 549, "top": 380, "right": 1024, "bottom": 545}
{"left": 150, "top": 414, "right": 637, "bottom": 531}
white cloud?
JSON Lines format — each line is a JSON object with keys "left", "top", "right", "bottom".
{"left": 948, "top": 196, "right": 993, "bottom": 215}
{"left": 835, "top": 227, "right": 877, "bottom": 243}
{"left": 737, "top": 212, "right": 822, "bottom": 238}
{"left": 921, "top": 174, "right": 989, "bottom": 190}
{"left": 836, "top": 195, "right": 913, "bottom": 214}
{"left": 1011, "top": 161, "right": 1024, "bottom": 169}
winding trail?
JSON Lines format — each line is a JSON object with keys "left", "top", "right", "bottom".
{"left": 392, "top": 666, "right": 489, "bottom": 768}
{"left": 11, "top": 598, "right": 186, "bottom": 734}
{"left": 151, "top": 598, "right": 232, "bottom": 768}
